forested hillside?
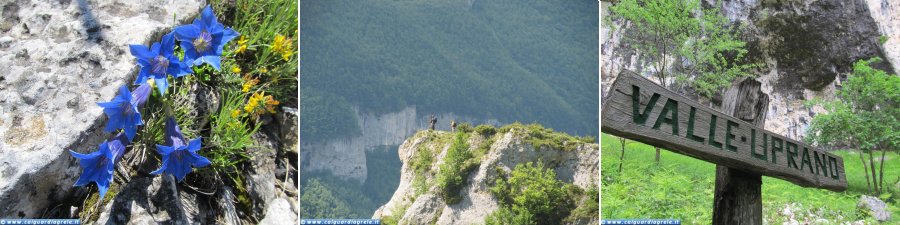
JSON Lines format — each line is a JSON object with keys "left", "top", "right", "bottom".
{"left": 301, "top": 0, "right": 599, "bottom": 141}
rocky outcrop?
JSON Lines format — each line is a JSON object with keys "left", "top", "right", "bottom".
{"left": 858, "top": 195, "right": 891, "bottom": 221}
{"left": 602, "top": 0, "right": 899, "bottom": 140}
{"left": 300, "top": 106, "right": 499, "bottom": 182}
{"left": 371, "top": 126, "right": 598, "bottom": 225}
{"left": 0, "top": 0, "right": 203, "bottom": 218}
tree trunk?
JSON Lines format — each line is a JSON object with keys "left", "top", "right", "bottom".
{"left": 618, "top": 138, "right": 627, "bottom": 173}
{"left": 869, "top": 149, "right": 879, "bottom": 195}
{"left": 713, "top": 78, "right": 769, "bottom": 225}
{"left": 655, "top": 147, "right": 661, "bottom": 165}
{"left": 860, "top": 151, "right": 872, "bottom": 194}
{"left": 879, "top": 149, "right": 886, "bottom": 194}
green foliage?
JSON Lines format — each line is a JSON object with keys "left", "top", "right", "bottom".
{"left": 489, "top": 161, "right": 578, "bottom": 225}
{"left": 363, "top": 146, "right": 403, "bottom": 205}
{"left": 457, "top": 122, "right": 474, "bottom": 133}
{"left": 410, "top": 146, "right": 435, "bottom": 196}
{"left": 436, "top": 132, "right": 475, "bottom": 204}
{"left": 609, "top": 0, "right": 756, "bottom": 98}
{"left": 300, "top": 172, "right": 386, "bottom": 219}
{"left": 879, "top": 35, "right": 890, "bottom": 45}
{"left": 301, "top": 0, "right": 599, "bottom": 141}
{"left": 807, "top": 57, "right": 899, "bottom": 194}
{"left": 300, "top": 88, "right": 361, "bottom": 141}
{"left": 380, "top": 203, "right": 408, "bottom": 225}
{"left": 474, "top": 124, "right": 497, "bottom": 137}
{"left": 300, "top": 178, "right": 360, "bottom": 218}
{"left": 301, "top": 146, "right": 401, "bottom": 219}
{"left": 522, "top": 123, "right": 584, "bottom": 151}
{"left": 484, "top": 206, "right": 534, "bottom": 225}
{"left": 568, "top": 185, "right": 599, "bottom": 222}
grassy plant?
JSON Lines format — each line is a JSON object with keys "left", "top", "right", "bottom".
{"left": 205, "top": 90, "right": 259, "bottom": 174}
{"left": 601, "top": 133, "right": 900, "bottom": 223}
{"left": 520, "top": 123, "right": 583, "bottom": 151}
{"left": 220, "top": 0, "right": 298, "bottom": 104}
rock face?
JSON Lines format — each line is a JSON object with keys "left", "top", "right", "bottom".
{"left": 371, "top": 127, "right": 599, "bottom": 225}
{"left": 857, "top": 195, "right": 891, "bottom": 221}
{"left": 301, "top": 106, "right": 500, "bottom": 182}
{"left": 602, "top": 0, "right": 899, "bottom": 140}
{"left": 93, "top": 176, "right": 205, "bottom": 225}
{"left": 0, "top": 0, "right": 203, "bottom": 218}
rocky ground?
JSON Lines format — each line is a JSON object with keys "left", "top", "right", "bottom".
{"left": 0, "top": 0, "right": 298, "bottom": 224}
{"left": 602, "top": 0, "right": 900, "bottom": 141}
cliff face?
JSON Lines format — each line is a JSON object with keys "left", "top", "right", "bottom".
{"left": 371, "top": 126, "right": 598, "bottom": 225}
{"left": 602, "top": 0, "right": 900, "bottom": 140}
{"left": 300, "top": 106, "right": 499, "bottom": 182}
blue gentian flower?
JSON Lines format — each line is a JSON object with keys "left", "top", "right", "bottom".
{"left": 70, "top": 133, "right": 128, "bottom": 198}
{"left": 98, "top": 84, "right": 150, "bottom": 141}
{"left": 151, "top": 117, "right": 211, "bottom": 182}
{"left": 129, "top": 32, "right": 190, "bottom": 95}
{"left": 131, "top": 82, "right": 152, "bottom": 108}
{"left": 173, "top": 5, "right": 239, "bottom": 70}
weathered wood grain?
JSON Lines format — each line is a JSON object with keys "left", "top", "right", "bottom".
{"left": 713, "top": 77, "right": 768, "bottom": 225}
{"left": 601, "top": 71, "right": 848, "bottom": 191}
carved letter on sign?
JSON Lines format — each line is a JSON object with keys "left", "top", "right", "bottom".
{"left": 601, "top": 71, "right": 848, "bottom": 191}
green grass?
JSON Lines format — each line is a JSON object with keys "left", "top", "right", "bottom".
{"left": 601, "top": 133, "right": 900, "bottom": 224}
{"left": 205, "top": 90, "right": 259, "bottom": 174}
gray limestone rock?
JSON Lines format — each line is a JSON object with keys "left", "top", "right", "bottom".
{"left": 858, "top": 195, "right": 891, "bottom": 221}
{"left": 0, "top": 0, "right": 203, "bottom": 218}
{"left": 258, "top": 198, "right": 297, "bottom": 225}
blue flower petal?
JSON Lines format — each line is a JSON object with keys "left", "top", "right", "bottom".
{"left": 155, "top": 77, "right": 168, "bottom": 96}
{"left": 129, "top": 45, "right": 154, "bottom": 61}
{"left": 174, "top": 24, "right": 201, "bottom": 41}
{"left": 201, "top": 5, "right": 216, "bottom": 28}
{"left": 149, "top": 43, "right": 161, "bottom": 57}
{"left": 130, "top": 83, "right": 151, "bottom": 107}
{"left": 70, "top": 138, "right": 123, "bottom": 199}
{"left": 195, "top": 55, "right": 221, "bottom": 70}
{"left": 189, "top": 151, "right": 211, "bottom": 167}
{"left": 160, "top": 32, "right": 176, "bottom": 56}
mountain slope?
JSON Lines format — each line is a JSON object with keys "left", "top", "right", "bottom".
{"left": 372, "top": 124, "right": 599, "bottom": 225}
{"left": 300, "top": 0, "right": 599, "bottom": 142}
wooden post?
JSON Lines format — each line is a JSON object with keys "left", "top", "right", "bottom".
{"left": 713, "top": 78, "right": 769, "bottom": 225}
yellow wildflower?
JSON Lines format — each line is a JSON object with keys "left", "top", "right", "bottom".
{"left": 241, "top": 75, "right": 259, "bottom": 93}
{"left": 235, "top": 35, "right": 248, "bottom": 54}
{"left": 259, "top": 67, "right": 268, "bottom": 73}
{"left": 231, "top": 109, "right": 241, "bottom": 118}
{"left": 231, "top": 65, "right": 242, "bottom": 74}
{"left": 245, "top": 92, "right": 263, "bottom": 113}
{"left": 271, "top": 34, "right": 286, "bottom": 52}
{"left": 280, "top": 38, "right": 293, "bottom": 61}
{"left": 264, "top": 95, "right": 280, "bottom": 113}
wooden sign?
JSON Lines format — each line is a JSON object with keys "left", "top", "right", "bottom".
{"left": 601, "top": 71, "right": 848, "bottom": 191}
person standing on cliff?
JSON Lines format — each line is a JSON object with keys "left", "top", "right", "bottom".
{"left": 429, "top": 113, "right": 437, "bottom": 130}
{"left": 450, "top": 120, "right": 457, "bottom": 132}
